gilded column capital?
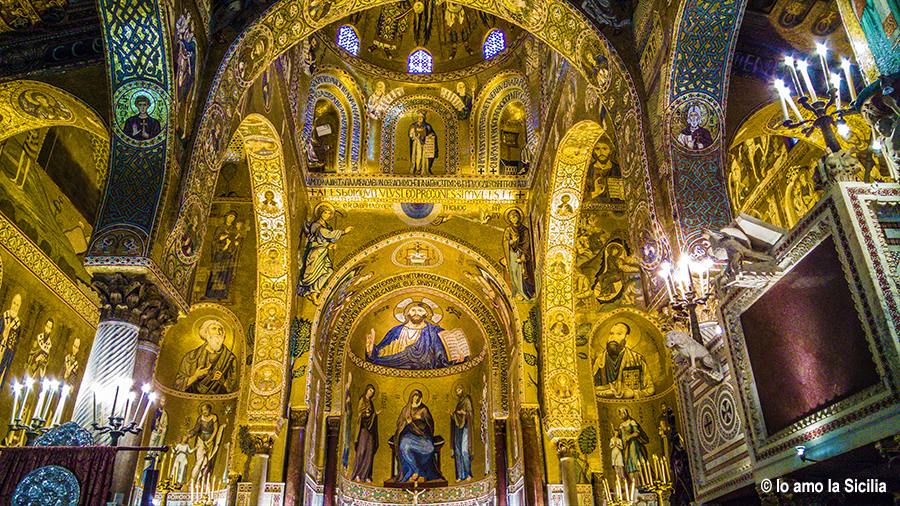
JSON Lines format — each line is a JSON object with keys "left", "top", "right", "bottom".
{"left": 520, "top": 406, "right": 541, "bottom": 425}
{"left": 555, "top": 438, "right": 577, "bottom": 459}
{"left": 290, "top": 407, "right": 310, "bottom": 426}
{"left": 91, "top": 272, "right": 179, "bottom": 344}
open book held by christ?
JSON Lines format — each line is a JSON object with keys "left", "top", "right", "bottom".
{"left": 438, "top": 328, "right": 470, "bottom": 363}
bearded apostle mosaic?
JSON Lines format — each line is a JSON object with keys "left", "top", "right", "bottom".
{"left": 160, "top": 305, "right": 243, "bottom": 397}
{"left": 590, "top": 310, "right": 670, "bottom": 401}
{"left": 365, "top": 297, "right": 471, "bottom": 370}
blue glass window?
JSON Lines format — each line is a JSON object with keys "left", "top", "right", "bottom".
{"left": 408, "top": 49, "right": 433, "bottom": 74}
{"left": 337, "top": 25, "right": 360, "bottom": 56}
{"left": 483, "top": 30, "right": 505, "bottom": 59}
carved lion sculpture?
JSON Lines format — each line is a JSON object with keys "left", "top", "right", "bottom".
{"left": 664, "top": 330, "right": 723, "bottom": 382}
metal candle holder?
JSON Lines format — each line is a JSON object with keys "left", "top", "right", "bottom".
{"left": 781, "top": 87, "right": 857, "bottom": 154}
{"left": 4, "top": 416, "right": 52, "bottom": 446}
{"left": 91, "top": 415, "right": 142, "bottom": 447}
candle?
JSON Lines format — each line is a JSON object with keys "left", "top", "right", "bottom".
{"left": 110, "top": 384, "right": 120, "bottom": 421}
{"left": 34, "top": 379, "right": 50, "bottom": 421}
{"left": 831, "top": 74, "right": 842, "bottom": 110}
{"left": 659, "top": 262, "right": 674, "bottom": 300}
{"left": 653, "top": 455, "right": 661, "bottom": 484}
{"left": 140, "top": 392, "right": 157, "bottom": 428}
{"left": 777, "top": 84, "right": 804, "bottom": 122}
{"left": 604, "top": 479, "right": 612, "bottom": 502}
{"left": 784, "top": 55, "right": 803, "bottom": 95}
{"left": 616, "top": 475, "right": 622, "bottom": 500}
{"left": 42, "top": 380, "right": 60, "bottom": 420}
{"left": 18, "top": 377, "right": 33, "bottom": 421}
{"left": 132, "top": 383, "right": 151, "bottom": 425}
{"left": 10, "top": 381, "right": 22, "bottom": 424}
{"left": 797, "top": 60, "right": 818, "bottom": 101}
{"left": 775, "top": 81, "right": 790, "bottom": 121}
{"left": 663, "top": 455, "right": 672, "bottom": 483}
{"left": 842, "top": 58, "right": 857, "bottom": 101}
{"left": 52, "top": 384, "right": 71, "bottom": 426}
{"left": 816, "top": 42, "right": 830, "bottom": 84}
{"left": 630, "top": 481, "right": 636, "bottom": 502}
{"left": 123, "top": 391, "right": 135, "bottom": 423}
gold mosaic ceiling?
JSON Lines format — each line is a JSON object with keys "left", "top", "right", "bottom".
{"left": 319, "top": 4, "right": 525, "bottom": 80}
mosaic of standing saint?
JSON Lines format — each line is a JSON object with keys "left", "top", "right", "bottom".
{"left": 350, "top": 383, "right": 380, "bottom": 483}
{"left": 501, "top": 208, "right": 535, "bottom": 301}
{"left": 365, "top": 298, "right": 470, "bottom": 370}
{"left": 409, "top": 111, "right": 438, "bottom": 175}
{"left": 393, "top": 389, "right": 444, "bottom": 483}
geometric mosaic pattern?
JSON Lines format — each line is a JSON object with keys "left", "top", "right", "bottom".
{"left": 90, "top": 0, "right": 171, "bottom": 258}
{"left": 672, "top": 153, "right": 732, "bottom": 246}
{"left": 667, "top": 0, "right": 746, "bottom": 243}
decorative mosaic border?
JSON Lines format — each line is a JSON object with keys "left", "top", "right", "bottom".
{"left": 239, "top": 116, "right": 293, "bottom": 434}
{"left": 305, "top": 174, "right": 530, "bottom": 188}
{"left": 339, "top": 474, "right": 495, "bottom": 504}
{"left": 0, "top": 213, "right": 99, "bottom": 326}
{"left": 380, "top": 94, "right": 460, "bottom": 174}
{"left": 348, "top": 345, "right": 486, "bottom": 377}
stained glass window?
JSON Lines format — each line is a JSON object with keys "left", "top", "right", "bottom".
{"left": 483, "top": 30, "right": 505, "bottom": 59}
{"left": 408, "top": 49, "right": 433, "bottom": 74}
{"left": 337, "top": 25, "right": 360, "bottom": 56}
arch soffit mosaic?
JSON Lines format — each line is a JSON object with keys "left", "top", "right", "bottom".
{"left": 542, "top": 119, "right": 607, "bottom": 438}
{"left": 233, "top": 113, "right": 293, "bottom": 434}
{"left": 307, "top": 230, "right": 521, "bottom": 409}
{"left": 0, "top": 80, "right": 110, "bottom": 186}
{"left": 160, "top": 0, "right": 662, "bottom": 304}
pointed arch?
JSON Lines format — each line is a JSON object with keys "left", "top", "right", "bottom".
{"left": 0, "top": 80, "right": 109, "bottom": 186}
{"left": 300, "top": 67, "right": 365, "bottom": 172}
{"left": 160, "top": 0, "right": 668, "bottom": 431}
{"left": 305, "top": 229, "right": 523, "bottom": 415}
{"left": 472, "top": 72, "right": 537, "bottom": 176}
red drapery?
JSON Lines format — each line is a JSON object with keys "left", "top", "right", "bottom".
{"left": 0, "top": 446, "right": 118, "bottom": 506}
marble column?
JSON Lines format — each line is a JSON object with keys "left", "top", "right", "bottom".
{"left": 226, "top": 472, "right": 241, "bottom": 506}
{"left": 70, "top": 273, "right": 178, "bottom": 504}
{"left": 557, "top": 439, "right": 579, "bottom": 506}
{"left": 323, "top": 415, "right": 341, "bottom": 506}
{"left": 249, "top": 453, "right": 271, "bottom": 506}
{"left": 520, "top": 407, "right": 546, "bottom": 506}
{"left": 284, "top": 408, "right": 309, "bottom": 505}
{"left": 494, "top": 418, "right": 509, "bottom": 506}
